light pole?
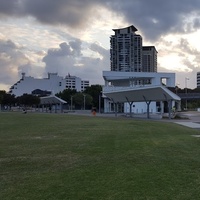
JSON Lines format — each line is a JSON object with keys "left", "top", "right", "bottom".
{"left": 185, "top": 77, "right": 189, "bottom": 110}
{"left": 175, "top": 83, "right": 180, "bottom": 94}
{"left": 83, "top": 94, "right": 86, "bottom": 110}
{"left": 70, "top": 96, "right": 73, "bottom": 111}
{"left": 99, "top": 92, "right": 102, "bottom": 113}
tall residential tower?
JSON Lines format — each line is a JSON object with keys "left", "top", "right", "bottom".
{"left": 197, "top": 72, "right": 200, "bottom": 88}
{"left": 110, "top": 25, "right": 157, "bottom": 73}
{"left": 110, "top": 25, "right": 142, "bottom": 72}
{"left": 142, "top": 46, "right": 157, "bottom": 72}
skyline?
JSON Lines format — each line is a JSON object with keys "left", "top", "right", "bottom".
{"left": 0, "top": 0, "right": 200, "bottom": 91}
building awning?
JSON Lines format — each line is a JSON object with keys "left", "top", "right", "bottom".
{"left": 103, "top": 85, "right": 181, "bottom": 103}
{"left": 40, "top": 95, "right": 67, "bottom": 105}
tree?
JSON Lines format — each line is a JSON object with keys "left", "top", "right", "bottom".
{"left": 17, "top": 94, "right": 40, "bottom": 107}
{"left": 0, "top": 92, "right": 16, "bottom": 110}
{"left": 73, "top": 92, "right": 93, "bottom": 109}
{"left": 84, "top": 85, "right": 103, "bottom": 109}
{"left": 0, "top": 90, "right": 6, "bottom": 105}
{"left": 56, "top": 89, "right": 76, "bottom": 103}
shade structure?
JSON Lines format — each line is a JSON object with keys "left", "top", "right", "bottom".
{"left": 40, "top": 95, "right": 67, "bottom": 105}
{"left": 103, "top": 85, "right": 180, "bottom": 103}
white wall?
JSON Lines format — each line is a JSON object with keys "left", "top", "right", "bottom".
{"left": 10, "top": 73, "right": 89, "bottom": 96}
{"left": 124, "top": 102, "right": 157, "bottom": 114}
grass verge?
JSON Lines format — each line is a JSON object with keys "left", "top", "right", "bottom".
{"left": 0, "top": 112, "right": 200, "bottom": 200}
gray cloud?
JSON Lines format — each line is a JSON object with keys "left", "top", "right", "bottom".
{"left": 42, "top": 40, "right": 82, "bottom": 73}
{"left": 1, "top": 0, "right": 200, "bottom": 89}
{"left": 0, "top": 1, "right": 20, "bottom": 16}
{"left": 42, "top": 40, "right": 109, "bottom": 84}
{"left": 0, "top": 0, "right": 102, "bottom": 29}
{"left": 0, "top": 38, "right": 43, "bottom": 88}
{"left": 156, "top": 36, "right": 200, "bottom": 88}
{"left": 1, "top": 0, "right": 200, "bottom": 41}
{"left": 0, "top": 39, "right": 16, "bottom": 49}
{"left": 82, "top": 43, "right": 109, "bottom": 83}
{"left": 106, "top": 0, "right": 200, "bottom": 41}
{"left": 179, "top": 38, "right": 199, "bottom": 56}
{"left": 0, "top": 39, "right": 25, "bottom": 84}
{"left": 193, "top": 18, "right": 200, "bottom": 30}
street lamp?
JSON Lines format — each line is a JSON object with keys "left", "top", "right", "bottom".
{"left": 83, "top": 94, "right": 86, "bottom": 110}
{"left": 70, "top": 96, "right": 73, "bottom": 111}
{"left": 185, "top": 77, "right": 189, "bottom": 110}
{"left": 99, "top": 92, "right": 102, "bottom": 113}
{"left": 175, "top": 83, "right": 180, "bottom": 94}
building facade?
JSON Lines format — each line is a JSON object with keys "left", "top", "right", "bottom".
{"left": 197, "top": 72, "right": 200, "bottom": 88}
{"left": 65, "top": 75, "right": 89, "bottom": 91}
{"left": 142, "top": 46, "right": 157, "bottom": 72}
{"left": 102, "top": 71, "right": 176, "bottom": 113}
{"left": 110, "top": 26, "right": 157, "bottom": 74}
{"left": 110, "top": 25, "right": 143, "bottom": 72}
{"left": 103, "top": 25, "right": 177, "bottom": 114}
{"left": 9, "top": 73, "right": 89, "bottom": 97}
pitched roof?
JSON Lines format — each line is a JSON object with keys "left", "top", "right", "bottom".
{"left": 40, "top": 95, "right": 67, "bottom": 104}
{"left": 112, "top": 25, "right": 138, "bottom": 32}
{"left": 103, "top": 85, "right": 181, "bottom": 103}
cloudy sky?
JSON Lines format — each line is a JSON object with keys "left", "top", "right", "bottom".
{"left": 0, "top": 0, "right": 200, "bottom": 91}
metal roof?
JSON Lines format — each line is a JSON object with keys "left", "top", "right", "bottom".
{"left": 40, "top": 95, "right": 67, "bottom": 104}
{"left": 103, "top": 85, "right": 181, "bottom": 103}
{"left": 112, "top": 25, "right": 138, "bottom": 32}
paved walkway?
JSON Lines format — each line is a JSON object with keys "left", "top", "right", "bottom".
{"left": 173, "top": 111, "right": 200, "bottom": 129}
{"left": 174, "top": 122, "right": 200, "bottom": 129}
{"left": 70, "top": 110, "right": 200, "bottom": 129}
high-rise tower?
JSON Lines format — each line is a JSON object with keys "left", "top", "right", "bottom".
{"left": 110, "top": 25, "right": 142, "bottom": 72}
{"left": 142, "top": 46, "right": 157, "bottom": 72}
{"left": 197, "top": 72, "right": 200, "bottom": 88}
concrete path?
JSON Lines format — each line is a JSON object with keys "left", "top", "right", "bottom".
{"left": 66, "top": 110, "right": 200, "bottom": 129}
{"left": 173, "top": 111, "right": 200, "bottom": 129}
{"left": 174, "top": 122, "right": 200, "bottom": 129}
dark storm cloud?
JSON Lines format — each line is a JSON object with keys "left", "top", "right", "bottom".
{"left": 0, "top": 0, "right": 101, "bottom": 28}
{"left": 0, "top": 0, "right": 200, "bottom": 41}
{"left": 22, "top": 0, "right": 99, "bottom": 27}
{"left": 0, "top": 1, "right": 20, "bottom": 16}
{"left": 106, "top": 0, "right": 200, "bottom": 40}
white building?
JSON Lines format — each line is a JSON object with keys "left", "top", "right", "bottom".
{"left": 65, "top": 75, "right": 89, "bottom": 91}
{"left": 102, "top": 71, "right": 178, "bottom": 114}
{"left": 9, "top": 73, "right": 89, "bottom": 97}
{"left": 102, "top": 25, "right": 180, "bottom": 116}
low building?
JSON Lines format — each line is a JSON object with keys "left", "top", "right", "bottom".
{"left": 9, "top": 72, "right": 89, "bottom": 97}
{"left": 102, "top": 71, "right": 180, "bottom": 115}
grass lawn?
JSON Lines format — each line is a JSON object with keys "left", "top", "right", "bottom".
{"left": 1, "top": 112, "right": 200, "bottom": 200}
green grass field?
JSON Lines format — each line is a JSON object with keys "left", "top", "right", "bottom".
{"left": 1, "top": 112, "right": 200, "bottom": 200}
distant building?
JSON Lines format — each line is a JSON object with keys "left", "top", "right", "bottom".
{"left": 110, "top": 25, "right": 143, "bottom": 72}
{"left": 102, "top": 25, "right": 179, "bottom": 115}
{"left": 102, "top": 71, "right": 176, "bottom": 113}
{"left": 142, "top": 46, "right": 157, "bottom": 84}
{"left": 9, "top": 73, "right": 89, "bottom": 97}
{"left": 65, "top": 75, "right": 89, "bottom": 92}
{"left": 197, "top": 72, "right": 200, "bottom": 88}
{"left": 142, "top": 46, "right": 157, "bottom": 72}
